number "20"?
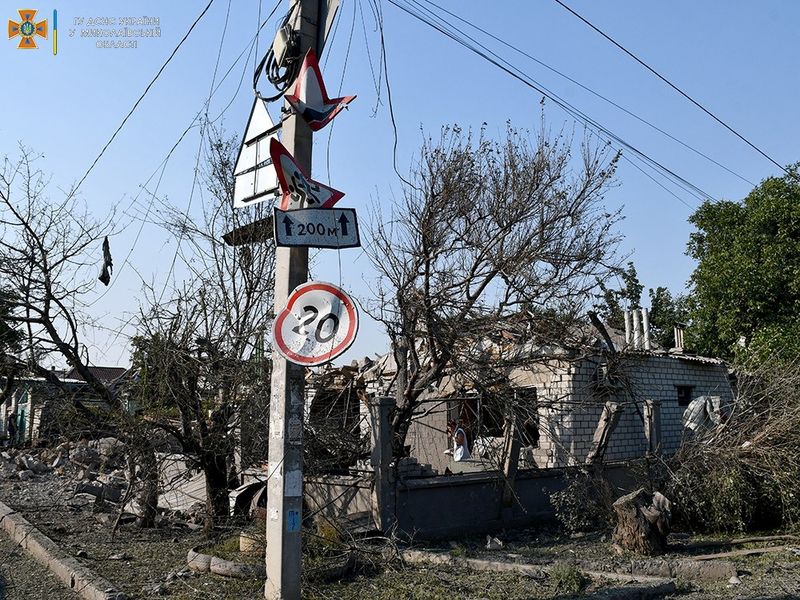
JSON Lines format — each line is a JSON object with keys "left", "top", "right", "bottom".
{"left": 291, "top": 305, "right": 340, "bottom": 343}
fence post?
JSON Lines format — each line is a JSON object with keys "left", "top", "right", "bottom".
{"left": 369, "top": 396, "right": 396, "bottom": 533}
{"left": 644, "top": 399, "right": 662, "bottom": 456}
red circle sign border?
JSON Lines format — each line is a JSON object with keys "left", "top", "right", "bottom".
{"left": 273, "top": 281, "right": 358, "bottom": 366}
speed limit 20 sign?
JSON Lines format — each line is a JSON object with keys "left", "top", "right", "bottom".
{"left": 272, "top": 281, "right": 358, "bottom": 366}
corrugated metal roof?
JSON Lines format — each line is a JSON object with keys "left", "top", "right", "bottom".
{"left": 63, "top": 366, "right": 129, "bottom": 383}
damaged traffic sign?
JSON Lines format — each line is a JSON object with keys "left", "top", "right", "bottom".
{"left": 272, "top": 281, "right": 358, "bottom": 366}
{"left": 285, "top": 48, "right": 356, "bottom": 131}
{"left": 233, "top": 97, "right": 280, "bottom": 208}
{"left": 273, "top": 207, "right": 359, "bottom": 249}
{"left": 270, "top": 138, "right": 344, "bottom": 211}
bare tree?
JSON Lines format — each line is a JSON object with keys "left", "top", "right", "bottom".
{"left": 0, "top": 146, "right": 116, "bottom": 402}
{"left": 367, "top": 124, "right": 622, "bottom": 457}
{"left": 130, "top": 130, "right": 275, "bottom": 528}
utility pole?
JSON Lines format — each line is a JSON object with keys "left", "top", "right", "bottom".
{"left": 265, "top": 0, "right": 320, "bottom": 597}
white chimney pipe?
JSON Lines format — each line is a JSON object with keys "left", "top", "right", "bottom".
{"left": 624, "top": 310, "right": 632, "bottom": 347}
{"left": 673, "top": 324, "right": 685, "bottom": 352}
{"left": 632, "top": 309, "right": 642, "bottom": 350}
{"left": 642, "top": 308, "right": 651, "bottom": 351}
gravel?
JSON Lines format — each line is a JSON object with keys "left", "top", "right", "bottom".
{"left": 0, "top": 534, "right": 79, "bottom": 599}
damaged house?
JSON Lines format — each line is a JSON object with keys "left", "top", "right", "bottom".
{"left": 400, "top": 311, "right": 733, "bottom": 473}
{"left": 303, "top": 310, "right": 733, "bottom": 538}
{"left": 1, "top": 366, "right": 130, "bottom": 443}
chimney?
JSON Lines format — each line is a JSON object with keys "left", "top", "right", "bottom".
{"left": 624, "top": 310, "right": 632, "bottom": 347}
{"left": 673, "top": 323, "right": 685, "bottom": 352}
{"left": 642, "top": 308, "right": 651, "bottom": 351}
{"left": 632, "top": 309, "right": 642, "bottom": 350}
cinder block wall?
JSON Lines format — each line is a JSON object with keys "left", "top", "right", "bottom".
{"left": 531, "top": 354, "right": 733, "bottom": 467}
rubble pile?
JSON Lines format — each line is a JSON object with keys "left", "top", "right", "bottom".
{"left": 0, "top": 438, "right": 217, "bottom": 532}
{"left": 0, "top": 437, "right": 128, "bottom": 484}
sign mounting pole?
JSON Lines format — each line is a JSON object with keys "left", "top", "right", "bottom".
{"left": 265, "top": 0, "right": 320, "bottom": 597}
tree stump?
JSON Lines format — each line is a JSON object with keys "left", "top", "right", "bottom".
{"left": 612, "top": 488, "right": 672, "bottom": 555}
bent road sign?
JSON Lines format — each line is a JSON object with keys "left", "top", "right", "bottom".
{"left": 273, "top": 207, "right": 359, "bottom": 249}
{"left": 270, "top": 138, "right": 344, "bottom": 211}
{"left": 272, "top": 281, "right": 358, "bottom": 366}
{"left": 233, "top": 97, "right": 280, "bottom": 208}
{"left": 284, "top": 48, "right": 356, "bottom": 131}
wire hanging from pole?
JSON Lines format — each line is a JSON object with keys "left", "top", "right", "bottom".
{"left": 253, "top": 1, "right": 302, "bottom": 102}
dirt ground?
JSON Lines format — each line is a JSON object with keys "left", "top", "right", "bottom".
{"left": 2, "top": 474, "right": 800, "bottom": 599}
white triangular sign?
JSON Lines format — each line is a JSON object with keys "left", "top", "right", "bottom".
{"left": 233, "top": 97, "right": 280, "bottom": 209}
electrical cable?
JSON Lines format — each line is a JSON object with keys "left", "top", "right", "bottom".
{"left": 253, "top": 1, "right": 302, "bottom": 102}
{"left": 91, "top": 1, "right": 280, "bottom": 310}
{"left": 69, "top": 0, "right": 217, "bottom": 202}
{"left": 413, "top": 0, "right": 755, "bottom": 188}
{"left": 155, "top": 0, "right": 235, "bottom": 305}
{"left": 552, "top": 0, "right": 787, "bottom": 174}
{"left": 325, "top": 0, "right": 358, "bottom": 185}
{"left": 357, "top": 0, "right": 384, "bottom": 111}
{"left": 387, "top": 0, "right": 714, "bottom": 204}
{"left": 372, "top": 0, "right": 419, "bottom": 190}
{"left": 401, "top": 0, "right": 712, "bottom": 203}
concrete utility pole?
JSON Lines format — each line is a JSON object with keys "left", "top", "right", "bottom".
{"left": 265, "top": 0, "right": 320, "bottom": 597}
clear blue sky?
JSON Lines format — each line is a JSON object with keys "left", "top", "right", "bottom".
{"left": 1, "top": 1, "right": 798, "bottom": 366}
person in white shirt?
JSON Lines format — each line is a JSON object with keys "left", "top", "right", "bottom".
{"left": 446, "top": 419, "right": 471, "bottom": 462}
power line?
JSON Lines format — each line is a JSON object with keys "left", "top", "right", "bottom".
{"left": 89, "top": 1, "right": 272, "bottom": 310}
{"left": 413, "top": 0, "right": 754, "bottom": 188}
{"left": 387, "top": 0, "right": 714, "bottom": 204}
{"left": 552, "top": 0, "right": 787, "bottom": 174}
{"left": 70, "top": 0, "right": 217, "bottom": 200}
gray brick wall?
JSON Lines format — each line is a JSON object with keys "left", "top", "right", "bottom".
{"left": 522, "top": 353, "right": 732, "bottom": 467}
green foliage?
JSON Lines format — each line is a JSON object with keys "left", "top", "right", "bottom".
{"left": 548, "top": 563, "right": 588, "bottom": 594}
{"left": 550, "top": 474, "right": 613, "bottom": 533}
{"left": 687, "top": 165, "right": 800, "bottom": 360}
{"left": 0, "top": 288, "right": 22, "bottom": 355}
{"left": 648, "top": 286, "right": 689, "bottom": 349}
{"left": 595, "top": 262, "right": 688, "bottom": 349}
{"left": 669, "top": 461, "right": 758, "bottom": 533}
{"left": 668, "top": 355, "right": 800, "bottom": 532}
{"left": 596, "top": 262, "right": 642, "bottom": 329}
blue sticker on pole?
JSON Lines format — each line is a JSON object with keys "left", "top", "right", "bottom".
{"left": 286, "top": 510, "right": 300, "bottom": 532}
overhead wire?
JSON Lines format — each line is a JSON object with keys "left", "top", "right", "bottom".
{"left": 97, "top": 0, "right": 284, "bottom": 363}
{"left": 69, "top": 0, "right": 217, "bottom": 202}
{"left": 386, "top": 0, "right": 712, "bottom": 205}
{"left": 413, "top": 0, "right": 755, "bottom": 188}
{"left": 371, "top": 0, "right": 418, "bottom": 190}
{"left": 400, "top": 0, "right": 711, "bottom": 204}
{"left": 94, "top": 0, "right": 282, "bottom": 307}
{"left": 552, "top": 0, "right": 787, "bottom": 175}
{"left": 157, "top": 0, "right": 234, "bottom": 304}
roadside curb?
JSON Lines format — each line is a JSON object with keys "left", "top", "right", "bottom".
{"left": 0, "top": 500, "right": 127, "bottom": 600}
{"left": 402, "top": 549, "right": 677, "bottom": 599}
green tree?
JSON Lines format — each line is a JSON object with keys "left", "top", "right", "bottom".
{"left": 687, "top": 166, "right": 800, "bottom": 360}
{"left": 0, "top": 288, "right": 23, "bottom": 404}
{"left": 648, "top": 286, "right": 689, "bottom": 350}
{"left": 596, "top": 262, "right": 689, "bottom": 349}
{"left": 596, "top": 262, "right": 643, "bottom": 330}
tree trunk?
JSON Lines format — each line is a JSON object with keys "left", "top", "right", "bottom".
{"left": 137, "top": 442, "right": 159, "bottom": 528}
{"left": 202, "top": 452, "right": 230, "bottom": 531}
{"left": 611, "top": 488, "right": 672, "bottom": 555}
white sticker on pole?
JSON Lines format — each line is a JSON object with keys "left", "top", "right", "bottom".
{"left": 272, "top": 281, "right": 358, "bottom": 367}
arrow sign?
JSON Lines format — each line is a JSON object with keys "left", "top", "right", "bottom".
{"left": 273, "top": 207, "right": 360, "bottom": 249}
{"left": 270, "top": 138, "right": 344, "bottom": 211}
